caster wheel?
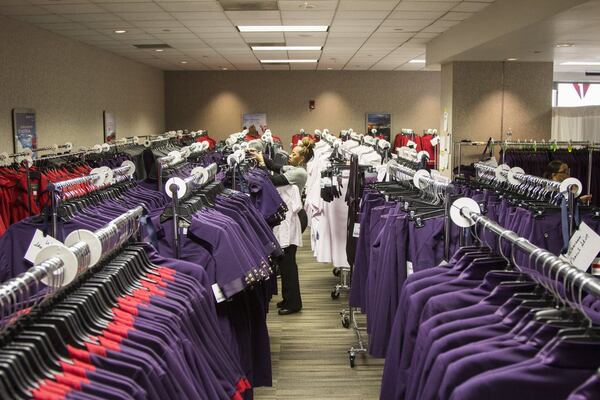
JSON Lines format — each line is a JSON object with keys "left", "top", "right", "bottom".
{"left": 342, "top": 315, "right": 350, "bottom": 329}
{"left": 349, "top": 354, "right": 355, "bottom": 368}
{"left": 332, "top": 267, "right": 341, "bottom": 277}
{"left": 331, "top": 290, "right": 340, "bottom": 299}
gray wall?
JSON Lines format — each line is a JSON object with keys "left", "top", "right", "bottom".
{"left": 0, "top": 15, "right": 165, "bottom": 152}
{"left": 165, "top": 71, "right": 442, "bottom": 147}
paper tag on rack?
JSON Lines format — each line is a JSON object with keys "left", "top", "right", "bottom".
{"left": 430, "top": 136, "right": 440, "bottom": 147}
{"left": 562, "top": 222, "right": 600, "bottom": 272}
{"left": 407, "top": 261, "right": 414, "bottom": 276}
{"left": 24, "top": 230, "right": 63, "bottom": 264}
{"left": 211, "top": 283, "right": 226, "bottom": 303}
{"left": 352, "top": 223, "right": 360, "bottom": 238}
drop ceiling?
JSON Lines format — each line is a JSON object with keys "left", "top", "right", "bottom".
{"left": 0, "top": 0, "right": 497, "bottom": 71}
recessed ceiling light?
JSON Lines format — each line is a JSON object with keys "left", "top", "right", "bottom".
{"left": 260, "top": 59, "right": 318, "bottom": 63}
{"left": 180, "top": 61, "right": 188, "bottom": 64}
{"left": 555, "top": 43, "right": 574, "bottom": 48}
{"left": 561, "top": 61, "right": 600, "bottom": 66}
{"left": 299, "top": 2, "right": 316, "bottom": 9}
{"left": 394, "top": 28, "right": 404, "bottom": 31}
{"left": 327, "top": 67, "right": 333, "bottom": 70}
{"left": 533, "top": 50, "right": 543, "bottom": 54}
{"left": 114, "top": 29, "right": 127, "bottom": 34}
{"left": 220, "top": 66, "right": 228, "bottom": 70}
{"left": 252, "top": 45, "right": 322, "bottom": 51}
{"left": 155, "top": 49, "right": 164, "bottom": 52}
{"left": 162, "top": 29, "right": 171, "bottom": 32}
{"left": 409, "top": 59, "right": 426, "bottom": 63}
{"left": 507, "top": 58, "right": 518, "bottom": 61}
{"left": 238, "top": 25, "right": 329, "bottom": 32}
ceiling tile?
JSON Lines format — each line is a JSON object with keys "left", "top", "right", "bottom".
{"left": 388, "top": 10, "right": 444, "bottom": 19}
{"left": 171, "top": 11, "right": 227, "bottom": 21}
{"left": 14, "top": 14, "right": 71, "bottom": 23}
{"left": 263, "top": 65, "right": 290, "bottom": 70}
{"left": 0, "top": 5, "right": 49, "bottom": 15}
{"left": 451, "top": 1, "right": 492, "bottom": 13}
{"left": 338, "top": 0, "right": 399, "bottom": 11}
{"left": 395, "top": 1, "right": 458, "bottom": 12}
{"left": 421, "top": 19, "right": 459, "bottom": 33}
{"left": 143, "top": 26, "right": 191, "bottom": 34}
{"left": 289, "top": 63, "right": 316, "bottom": 70}
{"left": 280, "top": 10, "right": 335, "bottom": 20}
{"left": 116, "top": 12, "right": 174, "bottom": 21}
{"left": 335, "top": 11, "right": 390, "bottom": 19}
{"left": 156, "top": 1, "right": 222, "bottom": 12}
{"left": 84, "top": 20, "right": 135, "bottom": 28}
{"left": 132, "top": 19, "right": 185, "bottom": 28}
{"left": 240, "top": 32, "right": 285, "bottom": 42}
{"left": 225, "top": 10, "right": 281, "bottom": 20}
{"left": 442, "top": 11, "right": 475, "bottom": 21}
{"left": 42, "top": 3, "right": 107, "bottom": 14}
{"left": 67, "top": 13, "right": 123, "bottom": 22}
{"left": 98, "top": 2, "right": 163, "bottom": 12}
{"left": 278, "top": 0, "right": 338, "bottom": 11}
{"left": 31, "top": 0, "right": 92, "bottom": 4}
{"left": 37, "top": 22, "right": 88, "bottom": 30}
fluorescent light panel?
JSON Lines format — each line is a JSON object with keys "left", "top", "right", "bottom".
{"left": 252, "top": 46, "right": 322, "bottom": 51}
{"left": 238, "top": 25, "right": 328, "bottom": 32}
{"left": 561, "top": 61, "right": 600, "bottom": 66}
{"left": 260, "top": 59, "right": 318, "bottom": 63}
{"left": 409, "top": 59, "right": 426, "bottom": 63}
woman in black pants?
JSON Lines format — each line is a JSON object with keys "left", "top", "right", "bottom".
{"left": 248, "top": 138, "right": 314, "bottom": 315}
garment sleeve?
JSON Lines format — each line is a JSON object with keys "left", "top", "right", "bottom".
{"left": 269, "top": 173, "right": 290, "bottom": 187}
{"left": 264, "top": 157, "right": 285, "bottom": 173}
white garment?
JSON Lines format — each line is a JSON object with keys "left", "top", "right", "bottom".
{"left": 272, "top": 185, "right": 303, "bottom": 248}
{"left": 552, "top": 106, "right": 600, "bottom": 142}
{"left": 323, "top": 172, "right": 350, "bottom": 268}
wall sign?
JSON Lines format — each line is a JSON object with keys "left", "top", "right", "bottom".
{"left": 12, "top": 108, "right": 37, "bottom": 153}
{"left": 103, "top": 111, "right": 116, "bottom": 143}
{"left": 242, "top": 113, "right": 268, "bottom": 134}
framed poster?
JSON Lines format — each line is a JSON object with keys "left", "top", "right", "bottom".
{"left": 12, "top": 108, "right": 37, "bottom": 153}
{"left": 242, "top": 113, "right": 268, "bottom": 133}
{"left": 366, "top": 112, "right": 392, "bottom": 141}
{"left": 103, "top": 111, "right": 116, "bottom": 143}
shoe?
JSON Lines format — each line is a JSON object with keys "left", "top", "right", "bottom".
{"left": 276, "top": 301, "right": 285, "bottom": 308}
{"left": 278, "top": 308, "right": 301, "bottom": 316}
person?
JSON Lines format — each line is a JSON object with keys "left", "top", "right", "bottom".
{"left": 248, "top": 137, "right": 314, "bottom": 315}
{"left": 244, "top": 125, "right": 261, "bottom": 141}
{"left": 544, "top": 160, "right": 592, "bottom": 203}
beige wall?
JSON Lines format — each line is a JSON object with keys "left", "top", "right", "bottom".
{"left": 165, "top": 71, "right": 441, "bottom": 147}
{"left": 447, "top": 61, "right": 553, "bottom": 168}
{"left": 0, "top": 15, "right": 165, "bottom": 153}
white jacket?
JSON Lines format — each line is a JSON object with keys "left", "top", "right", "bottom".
{"left": 273, "top": 185, "right": 303, "bottom": 248}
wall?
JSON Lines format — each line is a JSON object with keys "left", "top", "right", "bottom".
{"left": 165, "top": 71, "right": 441, "bottom": 146}
{"left": 447, "top": 61, "right": 553, "bottom": 168}
{"left": 0, "top": 15, "right": 165, "bottom": 152}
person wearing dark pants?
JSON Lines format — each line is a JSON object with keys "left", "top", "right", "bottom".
{"left": 248, "top": 137, "right": 314, "bottom": 316}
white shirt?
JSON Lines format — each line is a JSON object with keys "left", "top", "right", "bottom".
{"left": 273, "top": 185, "right": 303, "bottom": 248}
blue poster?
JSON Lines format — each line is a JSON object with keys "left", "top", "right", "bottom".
{"left": 12, "top": 109, "right": 37, "bottom": 153}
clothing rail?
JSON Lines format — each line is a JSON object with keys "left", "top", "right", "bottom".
{"left": 165, "top": 163, "right": 218, "bottom": 258}
{"left": 0, "top": 205, "right": 144, "bottom": 332}
{"left": 451, "top": 198, "right": 600, "bottom": 299}
{"left": 49, "top": 161, "right": 136, "bottom": 237}
{"left": 474, "top": 162, "right": 562, "bottom": 192}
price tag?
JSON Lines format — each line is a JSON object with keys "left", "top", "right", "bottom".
{"left": 352, "top": 223, "right": 360, "bottom": 238}
{"left": 24, "top": 230, "right": 63, "bottom": 264}
{"left": 211, "top": 283, "right": 226, "bottom": 303}
{"left": 430, "top": 136, "right": 440, "bottom": 147}
{"left": 562, "top": 222, "right": 600, "bottom": 272}
{"left": 407, "top": 261, "right": 414, "bottom": 276}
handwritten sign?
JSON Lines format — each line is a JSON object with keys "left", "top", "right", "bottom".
{"left": 24, "top": 229, "right": 62, "bottom": 264}
{"left": 562, "top": 222, "right": 600, "bottom": 272}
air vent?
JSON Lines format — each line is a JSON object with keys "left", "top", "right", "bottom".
{"left": 248, "top": 42, "right": 286, "bottom": 47}
{"left": 219, "top": 0, "right": 278, "bottom": 11}
{"left": 585, "top": 71, "right": 600, "bottom": 76}
{"left": 133, "top": 44, "right": 172, "bottom": 49}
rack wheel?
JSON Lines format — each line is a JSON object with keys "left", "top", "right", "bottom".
{"left": 349, "top": 353, "right": 356, "bottom": 368}
{"left": 331, "top": 290, "right": 340, "bottom": 299}
{"left": 341, "top": 314, "right": 350, "bottom": 329}
{"left": 332, "top": 267, "right": 341, "bottom": 277}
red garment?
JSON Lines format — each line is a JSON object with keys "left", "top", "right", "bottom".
{"left": 196, "top": 135, "right": 216, "bottom": 149}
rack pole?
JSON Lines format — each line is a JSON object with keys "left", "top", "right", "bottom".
{"left": 170, "top": 183, "right": 181, "bottom": 259}
{"left": 588, "top": 147, "right": 593, "bottom": 200}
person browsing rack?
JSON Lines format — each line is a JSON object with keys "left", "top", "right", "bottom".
{"left": 248, "top": 138, "right": 315, "bottom": 315}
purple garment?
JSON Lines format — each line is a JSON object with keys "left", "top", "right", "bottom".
{"left": 450, "top": 338, "right": 600, "bottom": 400}
{"left": 568, "top": 373, "right": 600, "bottom": 400}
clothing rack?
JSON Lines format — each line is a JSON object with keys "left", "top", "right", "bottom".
{"left": 0, "top": 205, "right": 144, "bottom": 331}
{"left": 48, "top": 161, "right": 136, "bottom": 237}
{"left": 451, "top": 197, "right": 600, "bottom": 299}
{"left": 165, "top": 163, "right": 218, "bottom": 258}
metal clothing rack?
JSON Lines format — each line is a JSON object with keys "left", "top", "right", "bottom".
{"left": 451, "top": 198, "right": 600, "bottom": 300}
{"left": 48, "top": 161, "right": 136, "bottom": 237}
{"left": 454, "top": 140, "right": 593, "bottom": 191}
{"left": 0, "top": 205, "right": 144, "bottom": 332}
{"left": 164, "top": 163, "right": 218, "bottom": 258}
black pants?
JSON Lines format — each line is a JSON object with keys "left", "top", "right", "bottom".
{"left": 280, "top": 245, "right": 302, "bottom": 310}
